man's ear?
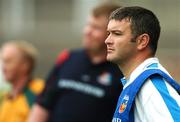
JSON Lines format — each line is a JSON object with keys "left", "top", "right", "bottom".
{"left": 136, "top": 33, "right": 150, "bottom": 50}
{"left": 21, "top": 60, "right": 31, "bottom": 75}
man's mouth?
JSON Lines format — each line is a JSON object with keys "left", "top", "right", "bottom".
{"left": 107, "top": 47, "right": 115, "bottom": 53}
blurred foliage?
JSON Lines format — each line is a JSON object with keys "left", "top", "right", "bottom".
{"left": 0, "top": 83, "right": 11, "bottom": 105}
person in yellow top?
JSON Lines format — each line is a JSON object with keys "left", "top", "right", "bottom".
{"left": 0, "top": 41, "right": 44, "bottom": 122}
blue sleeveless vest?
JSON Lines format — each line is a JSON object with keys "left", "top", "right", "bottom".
{"left": 112, "top": 68, "right": 180, "bottom": 122}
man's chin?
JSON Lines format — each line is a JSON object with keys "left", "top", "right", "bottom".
{"left": 106, "top": 55, "right": 115, "bottom": 62}
{"left": 85, "top": 47, "right": 103, "bottom": 54}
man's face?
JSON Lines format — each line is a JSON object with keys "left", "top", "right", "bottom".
{"left": 105, "top": 19, "right": 136, "bottom": 64}
{"left": 83, "top": 15, "right": 108, "bottom": 53}
{"left": 1, "top": 44, "right": 26, "bottom": 82}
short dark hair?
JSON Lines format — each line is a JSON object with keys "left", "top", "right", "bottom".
{"left": 92, "top": 2, "right": 121, "bottom": 18}
{"left": 110, "top": 6, "right": 161, "bottom": 55}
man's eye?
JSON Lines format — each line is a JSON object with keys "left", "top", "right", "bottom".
{"left": 114, "top": 32, "right": 122, "bottom": 35}
{"left": 107, "top": 32, "right": 110, "bottom": 36}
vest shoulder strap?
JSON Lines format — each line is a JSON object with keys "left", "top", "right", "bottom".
{"left": 129, "top": 68, "right": 179, "bottom": 111}
{"left": 121, "top": 69, "right": 180, "bottom": 122}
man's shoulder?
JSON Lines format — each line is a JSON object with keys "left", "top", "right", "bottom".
{"left": 55, "top": 49, "right": 85, "bottom": 65}
{"left": 135, "top": 78, "right": 156, "bottom": 106}
{"left": 135, "top": 75, "right": 180, "bottom": 122}
{"left": 136, "top": 75, "right": 166, "bottom": 106}
{"left": 137, "top": 74, "right": 180, "bottom": 105}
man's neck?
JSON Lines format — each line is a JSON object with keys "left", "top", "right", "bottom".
{"left": 119, "top": 54, "right": 152, "bottom": 80}
{"left": 10, "top": 75, "right": 30, "bottom": 98}
{"left": 87, "top": 49, "right": 107, "bottom": 64}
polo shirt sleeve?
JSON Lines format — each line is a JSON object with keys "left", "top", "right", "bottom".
{"left": 135, "top": 76, "right": 180, "bottom": 122}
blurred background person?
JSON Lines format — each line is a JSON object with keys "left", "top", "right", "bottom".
{"left": 0, "top": 41, "right": 44, "bottom": 122}
{"left": 29, "top": 3, "right": 123, "bottom": 122}
{"left": 0, "top": 53, "right": 5, "bottom": 85}
{"left": 0, "top": 0, "right": 179, "bottom": 81}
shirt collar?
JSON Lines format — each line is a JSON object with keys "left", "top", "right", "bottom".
{"left": 121, "top": 57, "right": 160, "bottom": 88}
{"left": 121, "top": 77, "right": 127, "bottom": 86}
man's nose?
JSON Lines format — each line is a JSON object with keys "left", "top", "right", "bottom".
{"left": 84, "top": 26, "right": 93, "bottom": 36}
{"left": 105, "top": 36, "right": 112, "bottom": 45}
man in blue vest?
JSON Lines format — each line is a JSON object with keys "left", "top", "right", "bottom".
{"left": 105, "top": 6, "right": 180, "bottom": 122}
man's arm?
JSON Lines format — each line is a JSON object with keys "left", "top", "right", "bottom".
{"left": 28, "top": 50, "right": 70, "bottom": 122}
{"left": 28, "top": 104, "right": 49, "bottom": 122}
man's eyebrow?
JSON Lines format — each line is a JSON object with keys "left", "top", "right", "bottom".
{"left": 107, "top": 29, "right": 123, "bottom": 33}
